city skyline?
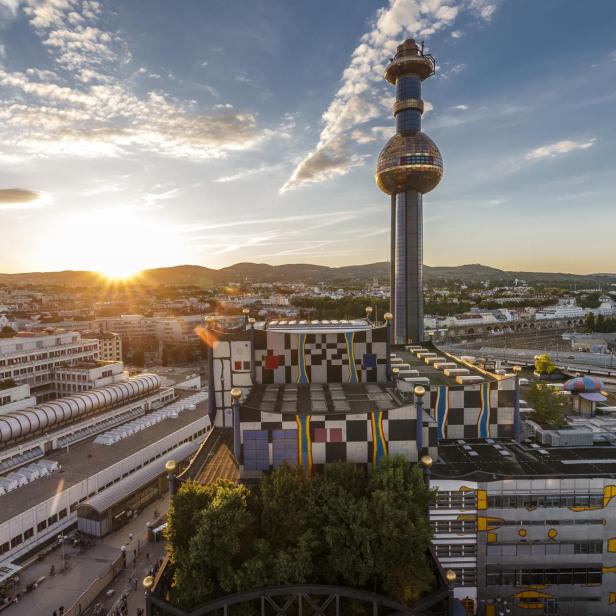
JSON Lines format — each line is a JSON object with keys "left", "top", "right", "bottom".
{"left": 0, "top": 0, "right": 615, "bottom": 277}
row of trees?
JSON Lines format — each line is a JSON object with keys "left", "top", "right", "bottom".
{"left": 292, "top": 297, "right": 390, "bottom": 320}
{"left": 167, "top": 458, "right": 435, "bottom": 611}
{"left": 585, "top": 313, "right": 616, "bottom": 333}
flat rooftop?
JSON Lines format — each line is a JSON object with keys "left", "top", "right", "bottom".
{"left": 261, "top": 318, "right": 375, "bottom": 334}
{"left": 393, "top": 344, "right": 499, "bottom": 388}
{"left": 432, "top": 440, "right": 616, "bottom": 480}
{"left": 242, "top": 383, "right": 398, "bottom": 416}
{"left": 0, "top": 402, "right": 207, "bottom": 524}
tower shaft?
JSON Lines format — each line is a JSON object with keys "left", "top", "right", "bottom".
{"left": 375, "top": 38, "right": 442, "bottom": 346}
{"left": 393, "top": 190, "right": 423, "bottom": 344}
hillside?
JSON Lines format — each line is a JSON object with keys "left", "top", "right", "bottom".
{"left": 0, "top": 262, "right": 614, "bottom": 288}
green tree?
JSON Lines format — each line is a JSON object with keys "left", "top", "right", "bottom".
{"left": 534, "top": 353, "right": 556, "bottom": 375}
{"left": 169, "top": 480, "right": 256, "bottom": 608}
{"left": 584, "top": 313, "right": 596, "bottom": 332}
{"left": 578, "top": 292, "right": 601, "bottom": 309}
{"left": 0, "top": 326, "right": 16, "bottom": 338}
{"left": 166, "top": 459, "right": 435, "bottom": 611}
{"left": 368, "top": 458, "right": 435, "bottom": 603}
{"left": 526, "top": 383, "right": 567, "bottom": 426}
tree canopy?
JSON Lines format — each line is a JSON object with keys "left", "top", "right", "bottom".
{"left": 0, "top": 326, "right": 16, "bottom": 338}
{"left": 526, "top": 383, "right": 567, "bottom": 427}
{"left": 166, "top": 457, "right": 435, "bottom": 612}
{"left": 585, "top": 313, "right": 616, "bottom": 333}
{"left": 534, "top": 353, "right": 556, "bottom": 375}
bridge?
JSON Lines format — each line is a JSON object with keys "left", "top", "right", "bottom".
{"left": 431, "top": 316, "right": 585, "bottom": 342}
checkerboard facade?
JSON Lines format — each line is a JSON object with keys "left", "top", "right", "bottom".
{"left": 254, "top": 328, "right": 388, "bottom": 384}
{"left": 239, "top": 403, "right": 438, "bottom": 477}
{"left": 430, "top": 378, "right": 516, "bottom": 440}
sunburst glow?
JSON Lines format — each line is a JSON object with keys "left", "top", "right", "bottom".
{"left": 43, "top": 207, "right": 188, "bottom": 276}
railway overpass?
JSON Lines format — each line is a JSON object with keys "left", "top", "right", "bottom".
{"left": 431, "top": 316, "right": 585, "bottom": 343}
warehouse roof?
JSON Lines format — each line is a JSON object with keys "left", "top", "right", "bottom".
{"left": 78, "top": 439, "right": 199, "bottom": 515}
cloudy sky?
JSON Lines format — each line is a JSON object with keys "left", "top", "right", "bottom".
{"left": 0, "top": 0, "right": 615, "bottom": 276}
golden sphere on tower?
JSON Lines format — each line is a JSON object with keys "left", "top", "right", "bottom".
{"left": 376, "top": 132, "right": 443, "bottom": 195}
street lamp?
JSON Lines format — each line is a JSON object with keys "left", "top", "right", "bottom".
{"left": 231, "top": 387, "right": 242, "bottom": 461}
{"left": 120, "top": 544, "right": 127, "bottom": 569}
{"left": 242, "top": 307, "right": 250, "bottom": 327}
{"left": 143, "top": 575, "right": 155, "bottom": 616}
{"left": 420, "top": 454, "right": 433, "bottom": 485}
{"left": 420, "top": 454, "right": 433, "bottom": 521}
{"left": 248, "top": 317, "right": 257, "bottom": 382}
{"left": 384, "top": 312, "right": 393, "bottom": 380}
{"left": 445, "top": 569, "right": 457, "bottom": 616}
{"left": 166, "top": 459, "right": 178, "bottom": 496}
{"left": 415, "top": 385, "right": 426, "bottom": 458}
{"left": 512, "top": 365, "right": 522, "bottom": 440}
{"left": 166, "top": 458, "right": 195, "bottom": 498}
{"left": 365, "top": 306, "right": 373, "bottom": 322}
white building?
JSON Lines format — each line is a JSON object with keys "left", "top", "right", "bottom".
{"left": 0, "top": 383, "right": 36, "bottom": 415}
{"left": 0, "top": 331, "right": 99, "bottom": 400}
{"left": 98, "top": 331, "right": 122, "bottom": 361}
{"left": 535, "top": 297, "right": 586, "bottom": 320}
{"left": 53, "top": 361, "right": 126, "bottom": 395}
{"left": 593, "top": 296, "right": 616, "bottom": 317}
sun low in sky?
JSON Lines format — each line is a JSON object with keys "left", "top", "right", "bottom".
{"left": 46, "top": 209, "right": 191, "bottom": 280}
{"left": 0, "top": 0, "right": 615, "bottom": 275}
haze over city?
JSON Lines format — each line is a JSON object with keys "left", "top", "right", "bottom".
{"left": 0, "top": 0, "right": 615, "bottom": 277}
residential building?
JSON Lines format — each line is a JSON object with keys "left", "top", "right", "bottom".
{"left": 83, "top": 330, "right": 122, "bottom": 361}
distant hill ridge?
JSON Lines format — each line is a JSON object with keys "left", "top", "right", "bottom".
{"left": 0, "top": 262, "right": 614, "bottom": 288}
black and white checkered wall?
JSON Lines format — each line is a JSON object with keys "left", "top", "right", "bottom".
{"left": 238, "top": 403, "right": 438, "bottom": 476}
{"left": 254, "top": 328, "right": 388, "bottom": 384}
{"left": 430, "top": 378, "right": 516, "bottom": 440}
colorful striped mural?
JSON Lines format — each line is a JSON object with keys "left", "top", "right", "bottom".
{"left": 435, "top": 385, "right": 449, "bottom": 439}
{"left": 297, "top": 333, "right": 309, "bottom": 384}
{"left": 295, "top": 415, "right": 313, "bottom": 472}
{"left": 478, "top": 382, "right": 491, "bottom": 438}
{"left": 370, "top": 410, "right": 388, "bottom": 466}
{"left": 344, "top": 332, "right": 359, "bottom": 384}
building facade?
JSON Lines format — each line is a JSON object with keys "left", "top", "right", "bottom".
{"left": 431, "top": 444, "right": 616, "bottom": 616}
{"left": 0, "top": 331, "right": 99, "bottom": 400}
{"left": 84, "top": 330, "right": 122, "bottom": 361}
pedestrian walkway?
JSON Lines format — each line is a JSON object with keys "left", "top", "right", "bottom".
{"left": 5, "top": 495, "right": 170, "bottom": 616}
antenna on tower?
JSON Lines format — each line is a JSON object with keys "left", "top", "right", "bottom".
{"left": 421, "top": 40, "right": 425, "bottom": 53}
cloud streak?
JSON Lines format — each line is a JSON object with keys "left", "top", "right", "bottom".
{"left": 280, "top": 0, "right": 499, "bottom": 193}
{"left": 0, "top": 188, "right": 40, "bottom": 203}
{"left": 0, "top": 188, "right": 50, "bottom": 210}
{"left": 214, "top": 163, "right": 283, "bottom": 183}
{"left": 525, "top": 138, "right": 596, "bottom": 161}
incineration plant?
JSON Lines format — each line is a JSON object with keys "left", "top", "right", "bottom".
{"left": 376, "top": 38, "right": 443, "bottom": 345}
